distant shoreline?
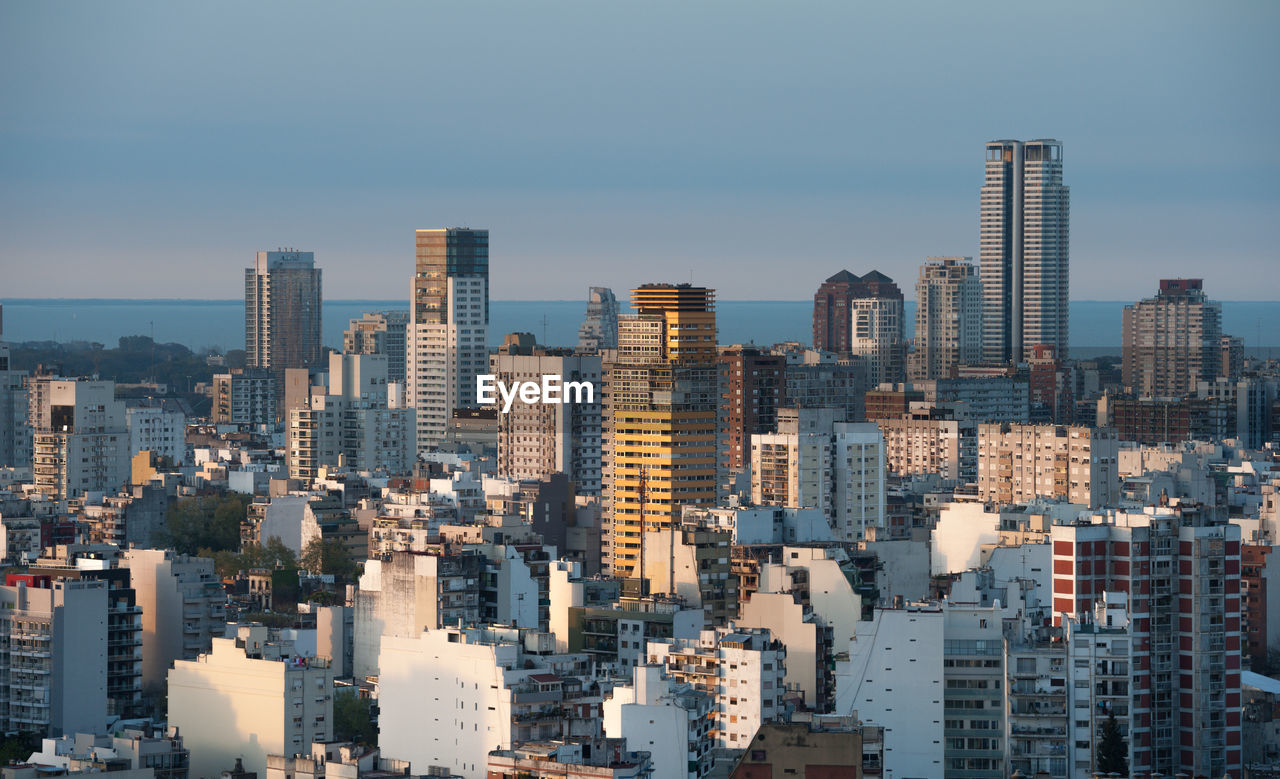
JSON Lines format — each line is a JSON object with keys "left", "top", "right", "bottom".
{"left": 3, "top": 298, "right": 1277, "bottom": 355}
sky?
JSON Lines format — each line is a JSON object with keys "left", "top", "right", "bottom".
{"left": 2, "top": 1, "right": 1278, "bottom": 302}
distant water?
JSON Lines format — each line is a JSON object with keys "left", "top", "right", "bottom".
{"left": 2, "top": 298, "right": 1278, "bottom": 358}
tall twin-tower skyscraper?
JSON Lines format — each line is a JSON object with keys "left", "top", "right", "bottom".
{"left": 979, "top": 139, "right": 1070, "bottom": 364}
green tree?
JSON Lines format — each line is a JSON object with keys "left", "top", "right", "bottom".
{"left": 1096, "top": 711, "right": 1128, "bottom": 776}
{"left": 205, "top": 548, "right": 241, "bottom": 579}
{"left": 162, "top": 494, "right": 249, "bottom": 555}
{"left": 0, "top": 732, "right": 40, "bottom": 764}
{"left": 333, "top": 690, "right": 376, "bottom": 746}
{"left": 300, "top": 537, "right": 358, "bottom": 582}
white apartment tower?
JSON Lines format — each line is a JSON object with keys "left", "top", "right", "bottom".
{"left": 288, "top": 352, "right": 415, "bottom": 480}
{"left": 31, "top": 379, "right": 130, "bottom": 500}
{"left": 750, "top": 409, "right": 886, "bottom": 541}
{"left": 407, "top": 228, "right": 489, "bottom": 453}
{"left": 343, "top": 310, "right": 409, "bottom": 385}
{"left": 125, "top": 406, "right": 186, "bottom": 465}
{"left": 0, "top": 578, "right": 109, "bottom": 737}
{"left": 849, "top": 295, "right": 906, "bottom": 387}
{"left": 911, "top": 256, "right": 982, "bottom": 380}
{"left": 980, "top": 140, "right": 1069, "bottom": 364}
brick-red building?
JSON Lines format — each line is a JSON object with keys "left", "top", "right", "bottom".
{"left": 1051, "top": 506, "right": 1242, "bottom": 776}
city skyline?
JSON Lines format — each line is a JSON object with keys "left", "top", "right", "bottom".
{"left": 2, "top": 2, "right": 1278, "bottom": 301}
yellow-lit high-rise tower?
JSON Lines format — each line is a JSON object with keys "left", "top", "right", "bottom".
{"left": 603, "top": 284, "right": 718, "bottom": 578}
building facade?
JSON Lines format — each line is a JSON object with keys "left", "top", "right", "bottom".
{"left": 577, "top": 286, "right": 620, "bottom": 353}
{"left": 31, "top": 379, "right": 130, "bottom": 500}
{"left": 603, "top": 284, "right": 718, "bottom": 578}
{"left": 716, "top": 345, "right": 785, "bottom": 485}
{"left": 0, "top": 307, "right": 31, "bottom": 469}
{"left": 125, "top": 407, "right": 185, "bottom": 465}
{"left": 1050, "top": 508, "right": 1242, "bottom": 777}
{"left": 245, "top": 250, "right": 323, "bottom": 373}
{"left": 120, "top": 549, "right": 227, "bottom": 694}
{"left": 911, "top": 256, "right": 982, "bottom": 381}
{"left": 976, "top": 423, "right": 1119, "bottom": 509}
{"left": 212, "top": 368, "right": 277, "bottom": 426}
{"left": 491, "top": 350, "right": 602, "bottom": 495}
{"left": 849, "top": 289, "right": 906, "bottom": 387}
{"left": 407, "top": 228, "right": 489, "bottom": 452}
{"left": 980, "top": 139, "right": 1070, "bottom": 364}
{"left": 1121, "top": 278, "right": 1224, "bottom": 398}
{"left": 812, "top": 269, "right": 902, "bottom": 358}
{"left": 288, "top": 353, "right": 415, "bottom": 480}
{"left": 0, "top": 577, "right": 108, "bottom": 736}
{"left": 343, "top": 310, "right": 409, "bottom": 385}
{"left": 750, "top": 410, "right": 886, "bottom": 541}
{"left": 168, "top": 638, "right": 334, "bottom": 779}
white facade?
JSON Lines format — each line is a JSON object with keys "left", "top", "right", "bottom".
{"left": 126, "top": 407, "right": 185, "bottom": 465}
{"left": 646, "top": 628, "right": 786, "bottom": 749}
{"left": 849, "top": 296, "right": 905, "bottom": 387}
{"left": 603, "top": 664, "right": 714, "bottom": 779}
{"left": 31, "top": 379, "right": 130, "bottom": 500}
{"left": 0, "top": 579, "right": 108, "bottom": 736}
{"left": 288, "top": 353, "right": 415, "bottom": 480}
{"left": 257, "top": 494, "right": 322, "bottom": 556}
{"left": 737, "top": 548, "right": 861, "bottom": 711}
{"left": 911, "top": 256, "right": 982, "bottom": 381}
{"left": 836, "top": 606, "right": 945, "bottom": 779}
{"left": 1063, "top": 596, "right": 1132, "bottom": 779}
{"left": 168, "top": 638, "right": 333, "bottom": 779}
{"left": 750, "top": 411, "right": 886, "bottom": 541}
{"left": 120, "top": 549, "right": 227, "bottom": 694}
{"left": 831, "top": 422, "right": 886, "bottom": 540}
{"left": 377, "top": 628, "right": 525, "bottom": 778}
{"left": 408, "top": 258, "right": 488, "bottom": 452}
{"left": 352, "top": 553, "right": 485, "bottom": 680}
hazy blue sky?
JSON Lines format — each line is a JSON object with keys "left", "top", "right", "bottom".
{"left": 2, "top": 1, "right": 1278, "bottom": 301}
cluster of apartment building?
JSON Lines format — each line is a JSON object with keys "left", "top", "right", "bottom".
{"left": 0, "top": 135, "right": 1278, "bottom": 779}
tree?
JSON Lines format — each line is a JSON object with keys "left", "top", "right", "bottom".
{"left": 1250, "top": 648, "right": 1280, "bottom": 676}
{"left": 333, "top": 690, "right": 376, "bottom": 746}
{"left": 300, "top": 537, "right": 358, "bottom": 582}
{"left": 162, "top": 494, "right": 249, "bottom": 555}
{"left": 1096, "top": 711, "right": 1128, "bottom": 776}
